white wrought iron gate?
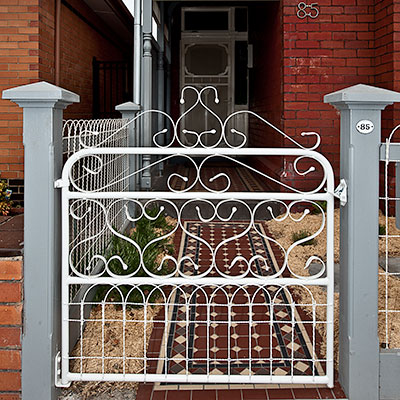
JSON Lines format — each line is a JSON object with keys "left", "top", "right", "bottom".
{"left": 58, "top": 87, "right": 335, "bottom": 387}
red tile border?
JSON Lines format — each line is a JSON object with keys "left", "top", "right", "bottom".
{"left": 292, "top": 388, "right": 320, "bottom": 399}
{"left": 166, "top": 390, "right": 191, "bottom": 400}
{"left": 136, "top": 383, "right": 153, "bottom": 400}
{"left": 242, "top": 388, "right": 268, "bottom": 399}
{"left": 267, "top": 388, "right": 294, "bottom": 399}
{"left": 218, "top": 389, "right": 242, "bottom": 400}
{"left": 135, "top": 384, "right": 346, "bottom": 400}
{"left": 192, "top": 389, "right": 217, "bottom": 400}
{"left": 152, "top": 390, "right": 166, "bottom": 400}
{"left": 332, "top": 384, "right": 347, "bottom": 399}
{"left": 318, "top": 387, "right": 335, "bottom": 399}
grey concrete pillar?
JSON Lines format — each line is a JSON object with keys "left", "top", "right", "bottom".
{"left": 2, "top": 82, "right": 79, "bottom": 400}
{"left": 116, "top": 101, "right": 141, "bottom": 214}
{"left": 325, "top": 84, "right": 400, "bottom": 400}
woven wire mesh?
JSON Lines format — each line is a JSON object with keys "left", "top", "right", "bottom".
{"left": 379, "top": 139, "right": 400, "bottom": 349}
{"left": 63, "top": 119, "right": 130, "bottom": 300}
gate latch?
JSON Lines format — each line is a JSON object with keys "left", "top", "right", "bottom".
{"left": 55, "top": 351, "right": 71, "bottom": 388}
{"left": 334, "top": 179, "right": 347, "bottom": 206}
{"left": 54, "top": 178, "right": 68, "bottom": 189}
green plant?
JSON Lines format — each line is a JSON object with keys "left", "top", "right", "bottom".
{"left": 0, "top": 180, "right": 13, "bottom": 216}
{"left": 311, "top": 201, "right": 327, "bottom": 215}
{"left": 94, "top": 207, "right": 175, "bottom": 306}
{"left": 379, "top": 224, "right": 386, "bottom": 235}
{"left": 291, "top": 230, "right": 315, "bottom": 246}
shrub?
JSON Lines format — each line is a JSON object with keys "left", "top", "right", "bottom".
{"left": 94, "top": 207, "right": 175, "bottom": 306}
{"left": 379, "top": 224, "right": 386, "bottom": 236}
{"left": 292, "top": 230, "right": 315, "bottom": 246}
{"left": 311, "top": 201, "right": 327, "bottom": 215}
{"left": 0, "top": 180, "right": 13, "bottom": 216}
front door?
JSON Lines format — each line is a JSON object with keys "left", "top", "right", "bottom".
{"left": 180, "top": 6, "right": 249, "bottom": 147}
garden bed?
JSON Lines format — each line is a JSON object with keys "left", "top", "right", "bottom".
{"left": 67, "top": 304, "right": 161, "bottom": 399}
{"left": 266, "top": 208, "right": 400, "bottom": 367}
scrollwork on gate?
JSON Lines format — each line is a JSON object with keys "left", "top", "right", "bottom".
{"left": 75, "top": 86, "right": 321, "bottom": 151}
{"left": 67, "top": 198, "right": 327, "bottom": 281}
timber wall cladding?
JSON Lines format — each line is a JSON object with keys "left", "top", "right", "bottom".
{"left": 0, "top": 259, "right": 22, "bottom": 400}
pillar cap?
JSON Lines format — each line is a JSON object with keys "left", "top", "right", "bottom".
{"left": 324, "top": 84, "right": 400, "bottom": 107}
{"left": 2, "top": 81, "right": 79, "bottom": 106}
{"left": 115, "top": 101, "right": 142, "bottom": 112}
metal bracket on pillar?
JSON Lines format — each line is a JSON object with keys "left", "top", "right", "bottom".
{"left": 334, "top": 179, "right": 347, "bottom": 206}
{"left": 55, "top": 352, "right": 70, "bottom": 388}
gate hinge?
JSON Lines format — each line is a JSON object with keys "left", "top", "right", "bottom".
{"left": 54, "top": 178, "right": 68, "bottom": 189}
{"left": 334, "top": 179, "right": 347, "bottom": 206}
{"left": 55, "top": 351, "right": 71, "bottom": 388}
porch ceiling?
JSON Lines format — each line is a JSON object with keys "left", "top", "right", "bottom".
{"left": 82, "top": 0, "right": 134, "bottom": 46}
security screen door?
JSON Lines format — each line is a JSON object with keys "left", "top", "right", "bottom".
{"left": 180, "top": 7, "right": 249, "bottom": 147}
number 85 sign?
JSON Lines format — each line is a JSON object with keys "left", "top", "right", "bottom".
{"left": 356, "top": 120, "right": 375, "bottom": 135}
{"left": 297, "top": 2, "right": 319, "bottom": 19}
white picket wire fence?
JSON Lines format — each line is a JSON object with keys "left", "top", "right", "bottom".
{"left": 62, "top": 118, "right": 130, "bottom": 298}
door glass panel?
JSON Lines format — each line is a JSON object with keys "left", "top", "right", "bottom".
{"left": 184, "top": 11, "right": 229, "bottom": 31}
{"left": 185, "top": 44, "right": 228, "bottom": 76}
{"left": 235, "top": 8, "right": 247, "bottom": 32}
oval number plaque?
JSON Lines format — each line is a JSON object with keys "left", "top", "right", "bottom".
{"left": 356, "top": 120, "right": 374, "bottom": 135}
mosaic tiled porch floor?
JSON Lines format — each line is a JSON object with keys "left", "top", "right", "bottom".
{"left": 135, "top": 220, "right": 341, "bottom": 400}
{"left": 153, "top": 222, "right": 323, "bottom": 379}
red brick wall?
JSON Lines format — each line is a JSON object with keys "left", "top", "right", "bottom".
{"left": 58, "top": 1, "right": 125, "bottom": 119}
{"left": 0, "top": 260, "right": 22, "bottom": 399}
{"left": 0, "top": 0, "right": 39, "bottom": 185}
{"left": 38, "top": 0, "right": 54, "bottom": 83}
{"left": 279, "top": 0, "right": 376, "bottom": 189}
{"left": 36, "top": 0, "right": 126, "bottom": 119}
{"left": 245, "top": 0, "right": 376, "bottom": 190}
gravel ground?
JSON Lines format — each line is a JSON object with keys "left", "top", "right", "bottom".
{"left": 59, "top": 388, "right": 137, "bottom": 400}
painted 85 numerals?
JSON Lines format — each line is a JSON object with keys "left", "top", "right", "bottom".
{"left": 297, "top": 2, "right": 319, "bottom": 19}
